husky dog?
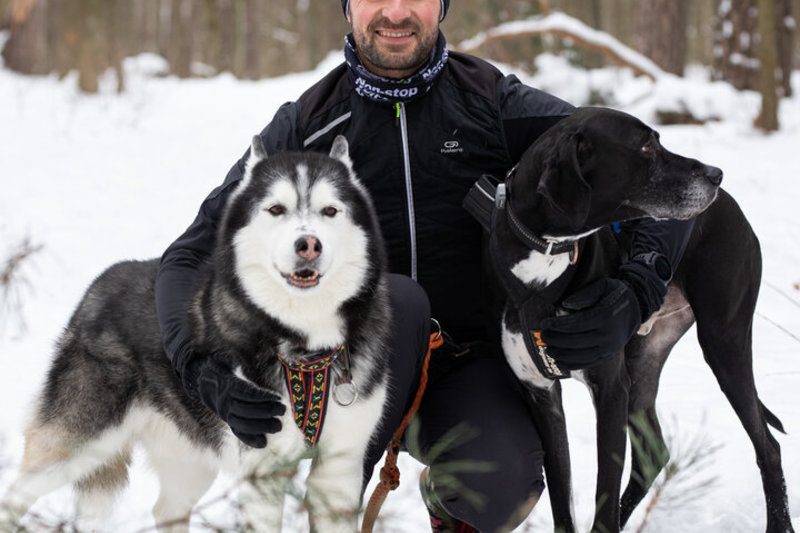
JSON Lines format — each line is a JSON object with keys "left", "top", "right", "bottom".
{"left": 0, "top": 135, "right": 391, "bottom": 532}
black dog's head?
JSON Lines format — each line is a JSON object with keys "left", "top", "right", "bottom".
{"left": 525, "top": 107, "right": 722, "bottom": 237}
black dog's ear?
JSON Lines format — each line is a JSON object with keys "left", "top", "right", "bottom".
{"left": 536, "top": 133, "right": 592, "bottom": 233}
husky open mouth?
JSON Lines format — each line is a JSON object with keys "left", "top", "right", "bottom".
{"left": 286, "top": 268, "right": 321, "bottom": 288}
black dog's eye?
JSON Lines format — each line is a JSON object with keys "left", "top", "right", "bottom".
{"left": 642, "top": 132, "right": 660, "bottom": 154}
{"left": 576, "top": 138, "right": 592, "bottom": 162}
{"left": 267, "top": 204, "right": 286, "bottom": 216}
{"left": 321, "top": 206, "right": 338, "bottom": 217}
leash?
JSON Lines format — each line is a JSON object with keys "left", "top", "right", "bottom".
{"left": 360, "top": 328, "right": 444, "bottom": 533}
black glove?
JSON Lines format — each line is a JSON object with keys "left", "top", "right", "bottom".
{"left": 539, "top": 278, "right": 641, "bottom": 370}
{"left": 182, "top": 357, "right": 286, "bottom": 448}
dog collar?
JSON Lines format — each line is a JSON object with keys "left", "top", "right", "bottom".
{"left": 504, "top": 165, "right": 580, "bottom": 259}
{"left": 465, "top": 171, "right": 578, "bottom": 261}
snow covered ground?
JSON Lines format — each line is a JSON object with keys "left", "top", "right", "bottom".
{"left": 1, "top": 45, "right": 799, "bottom": 532}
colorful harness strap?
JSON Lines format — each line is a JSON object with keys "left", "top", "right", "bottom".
{"left": 277, "top": 345, "right": 344, "bottom": 447}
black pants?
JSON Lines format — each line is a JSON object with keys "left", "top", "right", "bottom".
{"left": 363, "top": 274, "right": 545, "bottom": 533}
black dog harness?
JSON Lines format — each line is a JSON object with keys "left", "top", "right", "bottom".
{"left": 464, "top": 172, "right": 580, "bottom": 380}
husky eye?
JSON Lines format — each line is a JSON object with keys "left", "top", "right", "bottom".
{"left": 321, "top": 206, "right": 338, "bottom": 218}
{"left": 267, "top": 204, "right": 286, "bottom": 216}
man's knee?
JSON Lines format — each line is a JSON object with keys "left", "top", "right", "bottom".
{"left": 387, "top": 273, "right": 430, "bottom": 325}
{"left": 418, "top": 356, "right": 546, "bottom": 532}
{"left": 430, "top": 448, "right": 545, "bottom": 532}
{"left": 386, "top": 273, "right": 431, "bottom": 366}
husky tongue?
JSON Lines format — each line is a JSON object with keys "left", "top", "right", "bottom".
{"left": 289, "top": 268, "right": 320, "bottom": 288}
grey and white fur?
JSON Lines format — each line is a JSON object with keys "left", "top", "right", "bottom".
{"left": 0, "top": 135, "right": 391, "bottom": 533}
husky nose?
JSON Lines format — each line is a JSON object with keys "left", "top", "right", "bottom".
{"left": 295, "top": 235, "right": 322, "bottom": 261}
{"left": 704, "top": 165, "right": 723, "bottom": 186}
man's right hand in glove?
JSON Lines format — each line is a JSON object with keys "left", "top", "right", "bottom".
{"left": 181, "top": 356, "right": 286, "bottom": 448}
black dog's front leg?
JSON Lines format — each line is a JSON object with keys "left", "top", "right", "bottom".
{"left": 525, "top": 380, "right": 577, "bottom": 533}
{"left": 584, "top": 354, "right": 630, "bottom": 533}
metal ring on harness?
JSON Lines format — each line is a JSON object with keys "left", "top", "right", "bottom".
{"left": 430, "top": 317, "right": 442, "bottom": 342}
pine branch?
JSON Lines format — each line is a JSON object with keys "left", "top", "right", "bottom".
{"left": 631, "top": 415, "right": 720, "bottom": 533}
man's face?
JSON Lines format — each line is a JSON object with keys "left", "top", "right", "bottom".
{"left": 349, "top": 0, "right": 441, "bottom": 79}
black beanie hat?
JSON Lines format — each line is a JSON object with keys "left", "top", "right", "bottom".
{"left": 341, "top": 1, "right": 449, "bottom": 21}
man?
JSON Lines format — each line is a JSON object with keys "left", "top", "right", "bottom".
{"left": 155, "top": 1, "right": 693, "bottom": 531}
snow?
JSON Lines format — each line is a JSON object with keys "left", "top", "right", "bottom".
{"left": 2, "top": 45, "right": 800, "bottom": 533}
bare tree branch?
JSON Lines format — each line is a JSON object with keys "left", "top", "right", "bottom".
{"left": 1, "top": 237, "right": 42, "bottom": 335}
{"left": 455, "top": 12, "right": 665, "bottom": 81}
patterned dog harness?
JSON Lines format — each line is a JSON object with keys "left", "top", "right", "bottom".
{"left": 277, "top": 345, "right": 345, "bottom": 447}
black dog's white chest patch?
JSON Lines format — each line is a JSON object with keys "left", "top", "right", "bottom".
{"left": 510, "top": 250, "right": 572, "bottom": 287}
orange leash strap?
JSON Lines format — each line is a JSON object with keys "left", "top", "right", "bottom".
{"left": 360, "top": 330, "right": 443, "bottom": 533}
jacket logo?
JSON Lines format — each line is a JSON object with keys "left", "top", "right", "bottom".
{"left": 441, "top": 140, "right": 464, "bottom": 154}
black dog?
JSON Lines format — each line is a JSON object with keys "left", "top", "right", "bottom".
{"left": 465, "top": 107, "right": 793, "bottom": 533}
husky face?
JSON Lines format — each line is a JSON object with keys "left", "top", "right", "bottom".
{"left": 253, "top": 171, "right": 356, "bottom": 287}
{"left": 226, "top": 136, "right": 377, "bottom": 346}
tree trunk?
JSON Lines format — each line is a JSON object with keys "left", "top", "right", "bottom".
{"left": 2, "top": 0, "right": 49, "bottom": 74}
{"left": 215, "top": 0, "right": 235, "bottom": 73}
{"left": 107, "top": 0, "right": 127, "bottom": 92}
{"left": 61, "top": 0, "right": 104, "bottom": 93}
{"left": 243, "top": 0, "right": 262, "bottom": 79}
{"left": 635, "top": 0, "right": 689, "bottom": 75}
{"left": 775, "top": 0, "right": 794, "bottom": 96}
{"left": 167, "top": 0, "right": 193, "bottom": 77}
{"left": 712, "top": 0, "right": 760, "bottom": 90}
{"left": 756, "top": 0, "right": 780, "bottom": 130}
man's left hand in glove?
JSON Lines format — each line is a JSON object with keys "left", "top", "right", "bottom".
{"left": 538, "top": 248, "right": 675, "bottom": 371}
{"left": 538, "top": 277, "right": 642, "bottom": 371}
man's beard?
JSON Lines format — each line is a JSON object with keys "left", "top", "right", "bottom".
{"left": 354, "top": 18, "right": 438, "bottom": 76}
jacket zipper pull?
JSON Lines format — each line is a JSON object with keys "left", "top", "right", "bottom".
{"left": 394, "top": 102, "right": 400, "bottom": 126}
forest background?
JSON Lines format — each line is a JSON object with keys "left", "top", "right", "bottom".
{"left": 1, "top": 0, "right": 798, "bottom": 131}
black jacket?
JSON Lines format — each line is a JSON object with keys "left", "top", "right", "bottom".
{"left": 155, "top": 52, "right": 684, "bottom": 369}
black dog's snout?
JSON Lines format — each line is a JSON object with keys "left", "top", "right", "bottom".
{"left": 704, "top": 165, "right": 723, "bottom": 186}
{"left": 295, "top": 235, "right": 322, "bottom": 261}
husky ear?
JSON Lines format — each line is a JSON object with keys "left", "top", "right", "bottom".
{"left": 250, "top": 135, "right": 268, "bottom": 162}
{"left": 329, "top": 135, "right": 353, "bottom": 169}
{"left": 536, "top": 133, "right": 592, "bottom": 233}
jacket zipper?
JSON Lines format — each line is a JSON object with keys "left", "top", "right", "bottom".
{"left": 396, "top": 102, "right": 418, "bottom": 281}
